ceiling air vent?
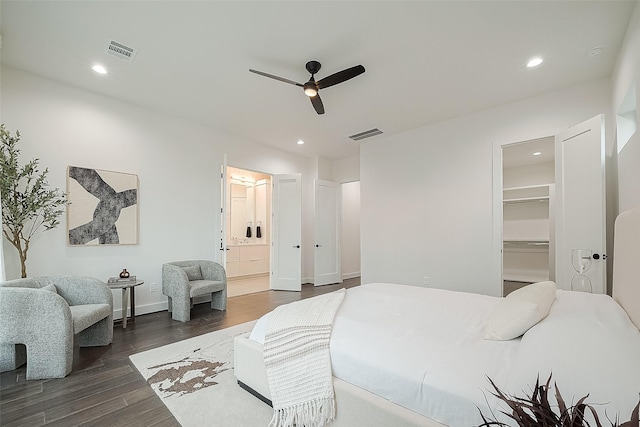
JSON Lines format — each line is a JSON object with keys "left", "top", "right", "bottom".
{"left": 348, "top": 128, "right": 383, "bottom": 141}
{"left": 106, "top": 40, "right": 137, "bottom": 62}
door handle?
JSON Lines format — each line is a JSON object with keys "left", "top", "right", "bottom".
{"left": 315, "top": 244, "right": 322, "bottom": 248}
{"left": 593, "top": 253, "right": 607, "bottom": 260}
{"left": 292, "top": 245, "right": 300, "bottom": 248}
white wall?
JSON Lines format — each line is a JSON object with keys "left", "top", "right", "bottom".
{"left": 1, "top": 66, "right": 314, "bottom": 317}
{"left": 332, "top": 155, "right": 360, "bottom": 184}
{"left": 361, "top": 79, "right": 611, "bottom": 296}
{"left": 612, "top": 2, "right": 640, "bottom": 213}
{"left": 503, "top": 162, "right": 554, "bottom": 188}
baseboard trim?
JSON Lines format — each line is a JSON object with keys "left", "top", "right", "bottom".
{"left": 113, "top": 274, "right": 360, "bottom": 320}
{"left": 113, "top": 301, "right": 168, "bottom": 320}
{"left": 228, "top": 273, "right": 269, "bottom": 281}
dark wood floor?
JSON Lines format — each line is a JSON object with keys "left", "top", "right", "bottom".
{"left": 0, "top": 279, "right": 360, "bottom": 426}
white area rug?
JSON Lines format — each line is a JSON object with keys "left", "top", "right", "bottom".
{"left": 129, "top": 321, "right": 272, "bottom": 426}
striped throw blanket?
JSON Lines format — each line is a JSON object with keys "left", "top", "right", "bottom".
{"left": 264, "top": 289, "right": 346, "bottom": 427}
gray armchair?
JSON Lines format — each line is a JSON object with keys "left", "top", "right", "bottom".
{"left": 162, "top": 260, "right": 227, "bottom": 322}
{"left": 0, "top": 276, "right": 113, "bottom": 380}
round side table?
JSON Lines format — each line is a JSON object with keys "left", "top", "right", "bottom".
{"left": 107, "top": 280, "right": 144, "bottom": 328}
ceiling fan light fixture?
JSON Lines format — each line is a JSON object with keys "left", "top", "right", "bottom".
{"left": 303, "top": 82, "right": 318, "bottom": 97}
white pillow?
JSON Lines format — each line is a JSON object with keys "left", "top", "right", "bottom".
{"left": 483, "top": 281, "right": 557, "bottom": 341}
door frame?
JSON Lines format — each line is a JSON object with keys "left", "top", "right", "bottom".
{"left": 219, "top": 155, "right": 228, "bottom": 266}
{"left": 221, "top": 166, "right": 304, "bottom": 291}
{"left": 493, "top": 117, "right": 607, "bottom": 295}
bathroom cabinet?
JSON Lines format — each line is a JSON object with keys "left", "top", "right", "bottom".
{"left": 226, "top": 244, "right": 269, "bottom": 278}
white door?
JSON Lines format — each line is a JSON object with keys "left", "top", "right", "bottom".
{"left": 314, "top": 180, "right": 342, "bottom": 286}
{"left": 555, "top": 115, "right": 606, "bottom": 293}
{"left": 219, "top": 157, "right": 227, "bottom": 266}
{"left": 271, "top": 174, "right": 302, "bottom": 291}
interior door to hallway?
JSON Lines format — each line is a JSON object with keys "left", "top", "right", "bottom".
{"left": 314, "top": 180, "right": 342, "bottom": 286}
{"left": 271, "top": 174, "right": 302, "bottom": 291}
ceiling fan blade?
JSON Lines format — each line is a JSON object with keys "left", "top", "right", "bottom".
{"left": 249, "top": 69, "right": 303, "bottom": 87}
{"left": 310, "top": 93, "right": 325, "bottom": 115}
{"left": 316, "top": 65, "right": 365, "bottom": 90}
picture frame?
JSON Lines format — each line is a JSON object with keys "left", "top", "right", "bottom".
{"left": 67, "top": 166, "right": 139, "bottom": 245}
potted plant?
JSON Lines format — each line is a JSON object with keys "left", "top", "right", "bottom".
{"left": 479, "top": 374, "right": 639, "bottom": 427}
{"left": 0, "top": 124, "right": 67, "bottom": 278}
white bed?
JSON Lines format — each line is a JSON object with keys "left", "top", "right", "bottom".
{"left": 234, "top": 207, "right": 640, "bottom": 426}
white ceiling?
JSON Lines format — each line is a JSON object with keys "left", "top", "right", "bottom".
{"left": 0, "top": 1, "right": 635, "bottom": 160}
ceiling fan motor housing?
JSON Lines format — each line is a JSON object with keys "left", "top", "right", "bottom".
{"left": 306, "top": 60, "right": 321, "bottom": 75}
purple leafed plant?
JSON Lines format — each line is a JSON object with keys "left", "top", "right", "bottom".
{"left": 478, "top": 374, "right": 639, "bottom": 427}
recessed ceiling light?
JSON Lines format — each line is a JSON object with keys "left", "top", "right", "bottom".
{"left": 92, "top": 64, "right": 108, "bottom": 75}
{"left": 297, "top": 140, "right": 305, "bottom": 145}
{"left": 533, "top": 151, "right": 542, "bottom": 156}
{"left": 587, "top": 47, "right": 603, "bottom": 57}
{"left": 527, "top": 57, "right": 543, "bottom": 68}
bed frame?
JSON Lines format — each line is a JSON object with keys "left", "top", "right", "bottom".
{"left": 234, "top": 206, "right": 640, "bottom": 426}
{"left": 612, "top": 206, "right": 640, "bottom": 330}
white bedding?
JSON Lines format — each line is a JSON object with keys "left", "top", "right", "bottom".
{"left": 249, "top": 283, "right": 640, "bottom": 426}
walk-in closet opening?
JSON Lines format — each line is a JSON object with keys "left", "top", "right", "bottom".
{"left": 502, "top": 137, "right": 555, "bottom": 296}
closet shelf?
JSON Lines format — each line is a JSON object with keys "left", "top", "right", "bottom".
{"left": 503, "top": 184, "right": 551, "bottom": 204}
{"left": 504, "top": 240, "right": 549, "bottom": 246}
{"left": 503, "top": 184, "right": 552, "bottom": 192}
{"left": 503, "top": 196, "right": 549, "bottom": 204}
{"left": 503, "top": 273, "right": 550, "bottom": 283}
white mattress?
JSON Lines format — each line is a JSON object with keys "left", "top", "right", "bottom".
{"left": 249, "top": 283, "right": 640, "bottom": 426}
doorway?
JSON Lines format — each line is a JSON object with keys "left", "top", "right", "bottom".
{"left": 225, "top": 166, "right": 271, "bottom": 297}
{"left": 501, "top": 137, "right": 555, "bottom": 296}
{"left": 495, "top": 115, "right": 607, "bottom": 296}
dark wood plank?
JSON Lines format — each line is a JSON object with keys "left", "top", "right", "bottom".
{"left": 0, "top": 279, "right": 359, "bottom": 426}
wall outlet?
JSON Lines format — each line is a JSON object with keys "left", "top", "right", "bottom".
{"left": 423, "top": 276, "right": 429, "bottom": 286}
{"left": 150, "top": 283, "right": 157, "bottom": 292}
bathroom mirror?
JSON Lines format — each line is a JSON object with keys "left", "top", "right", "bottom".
{"left": 229, "top": 183, "right": 249, "bottom": 240}
{"left": 227, "top": 167, "right": 270, "bottom": 245}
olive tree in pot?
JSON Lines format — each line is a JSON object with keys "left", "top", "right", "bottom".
{"left": 0, "top": 125, "right": 67, "bottom": 278}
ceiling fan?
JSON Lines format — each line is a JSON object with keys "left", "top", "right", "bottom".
{"left": 249, "top": 61, "right": 365, "bottom": 115}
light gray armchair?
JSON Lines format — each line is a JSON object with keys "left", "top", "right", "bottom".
{"left": 162, "top": 260, "right": 227, "bottom": 322}
{"left": 0, "top": 276, "right": 113, "bottom": 380}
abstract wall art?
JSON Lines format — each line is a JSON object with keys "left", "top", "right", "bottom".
{"left": 67, "top": 166, "right": 138, "bottom": 245}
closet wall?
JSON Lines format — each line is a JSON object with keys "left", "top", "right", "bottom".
{"left": 502, "top": 138, "right": 555, "bottom": 295}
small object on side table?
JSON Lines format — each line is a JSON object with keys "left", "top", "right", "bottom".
{"left": 107, "top": 279, "right": 144, "bottom": 328}
{"left": 119, "top": 268, "right": 130, "bottom": 279}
